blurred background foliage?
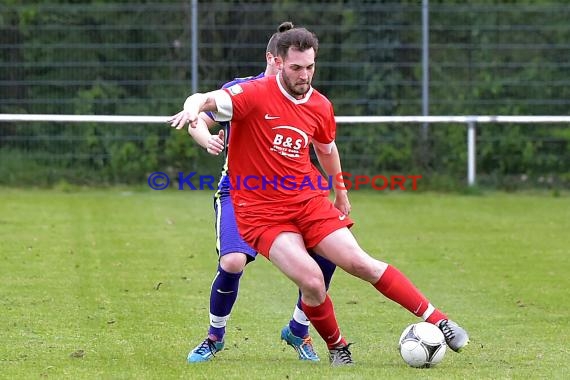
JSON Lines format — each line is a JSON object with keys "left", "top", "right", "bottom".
{"left": 0, "top": 1, "right": 568, "bottom": 190}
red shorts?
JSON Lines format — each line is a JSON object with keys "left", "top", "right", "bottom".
{"left": 234, "top": 195, "right": 354, "bottom": 258}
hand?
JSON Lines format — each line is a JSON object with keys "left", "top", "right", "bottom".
{"left": 334, "top": 190, "right": 351, "bottom": 216}
{"left": 167, "top": 109, "right": 199, "bottom": 130}
{"left": 206, "top": 129, "right": 225, "bottom": 156}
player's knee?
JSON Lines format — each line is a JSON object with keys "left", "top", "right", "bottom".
{"left": 219, "top": 252, "right": 247, "bottom": 273}
{"left": 299, "top": 274, "right": 326, "bottom": 301}
{"left": 345, "top": 254, "right": 381, "bottom": 282}
{"left": 305, "top": 275, "right": 325, "bottom": 292}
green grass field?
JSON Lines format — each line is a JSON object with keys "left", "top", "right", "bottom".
{"left": 1, "top": 188, "right": 569, "bottom": 379}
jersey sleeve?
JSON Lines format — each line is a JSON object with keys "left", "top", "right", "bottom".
{"left": 206, "top": 75, "right": 260, "bottom": 125}
{"left": 212, "top": 81, "right": 258, "bottom": 123}
{"left": 210, "top": 90, "right": 233, "bottom": 122}
{"left": 312, "top": 99, "right": 336, "bottom": 153}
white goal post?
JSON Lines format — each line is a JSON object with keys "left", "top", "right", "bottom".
{"left": 2, "top": 114, "right": 570, "bottom": 186}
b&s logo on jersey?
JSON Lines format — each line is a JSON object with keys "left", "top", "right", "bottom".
{"left": 270, "top": 126, "right": 309, "bottom": 158}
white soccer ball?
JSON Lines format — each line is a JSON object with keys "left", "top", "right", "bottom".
{"left": 399, "top": 322, "right": 447, "bottom": 368}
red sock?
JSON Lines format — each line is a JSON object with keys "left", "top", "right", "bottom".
{"left": 373, "top": 265, "right": 447, "bottom": 324}
{"left": 301, "top": 294, "right": 347, "bottom": 349}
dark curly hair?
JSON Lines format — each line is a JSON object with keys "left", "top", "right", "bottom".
{"left": 275, "top": 27, "right": 319, "bottom": 59}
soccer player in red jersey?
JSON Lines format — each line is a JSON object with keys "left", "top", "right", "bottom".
{"left": 169, "top": 27, "right": 469, "bottom": 366}
{"left": 173, "top": 22, "right": 336, "bottom": 363}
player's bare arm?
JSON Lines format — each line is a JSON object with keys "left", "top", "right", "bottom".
{"left": 313, "top": 141, "right": 351, "bottom": 215}
{"left": 187, "top": 114, "right": 225, "bottom": 156}
{"left": 167, "top": 91, "right": 220, "bottom": 129}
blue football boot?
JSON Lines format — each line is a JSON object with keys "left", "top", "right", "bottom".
{"left": 187, "top": 337, "right": 225, "bottom": 363}
{"left": 280, "top": 325, "right": 320, "bottom": 361}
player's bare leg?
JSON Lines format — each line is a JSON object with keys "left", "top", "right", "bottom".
{"left": 313, "top": 228, "right": 469, "bottom": 352}
{"left": 269, "top": 232, "right": 353, "bottom": 365}
{"left": 281, "top": 254, "right": 336, "bottom": 361}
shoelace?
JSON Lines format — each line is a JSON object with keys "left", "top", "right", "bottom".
{"left": 331, "top": 343, "right": 353, "bottom": 364}
{"left": 301, "top": 336, "right": 318, "bottom": 357}
{"left": 195, "top": 338, "right": 219, "bottom": 357}
{"left": 439, "top": 320, "right": 456, "bottom": 341}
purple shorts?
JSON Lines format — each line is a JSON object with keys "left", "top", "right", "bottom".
{"left": 213, "top": 193, "right": 257, "bottom": 261}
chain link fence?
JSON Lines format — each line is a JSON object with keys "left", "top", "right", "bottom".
{"left": 1, "top": 1, "right": 569, "bottom": 189}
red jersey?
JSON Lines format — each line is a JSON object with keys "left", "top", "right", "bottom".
{"left": 212, "top": 74, "right": 336, "bottom": 211}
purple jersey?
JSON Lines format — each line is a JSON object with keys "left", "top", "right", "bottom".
{"left": 207, "top": 73, "right": 264, "bottom": 259}
{"left": 206, "top": 72, "right": 265, "bottom": 197}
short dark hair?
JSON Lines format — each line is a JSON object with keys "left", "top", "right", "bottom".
{"left": 275, "top": 28, "right": 319, "bottom": 59}
{"left": 266, "top": 21, "right": 294, "bottom": 55}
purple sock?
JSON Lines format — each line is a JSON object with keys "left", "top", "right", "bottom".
{"left": 289, "top": 294, "right": 310, "bottom": 337}
{"left": 208, "top": 264, "right": 242, "bottom": 341}
{"left": 313, "top": 253, "right": 337, "bottom": 291}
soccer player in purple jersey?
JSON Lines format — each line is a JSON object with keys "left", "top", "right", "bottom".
{"left": 176, "top": 22, "right": 337, "bottom": 363}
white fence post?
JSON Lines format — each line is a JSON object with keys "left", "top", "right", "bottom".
{"left": 467, "top": 121, "right": 476, "bottom": 186}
